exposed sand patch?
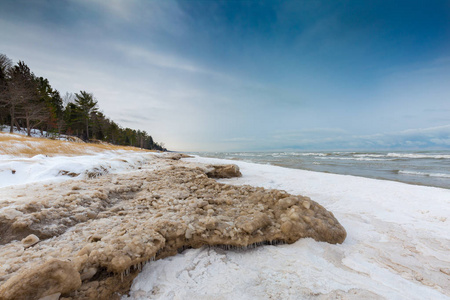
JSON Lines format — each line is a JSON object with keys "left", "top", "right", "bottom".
{"left": 0, "top": 155, "right": 346, "bottom": 299}
{"left": 0, "top": 132, "right": 152, "bottom": 157}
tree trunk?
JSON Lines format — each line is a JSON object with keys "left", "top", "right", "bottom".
{"left": 86, "top": 120, "right": 89, "bottom": 141}
{"left": 9, "top": 104, "right": 14, "bottom": 133}
{"left": 26, "top": 112, "right": 31, "bottom": 136}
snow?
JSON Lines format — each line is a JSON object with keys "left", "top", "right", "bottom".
{"left": 0, "top": 150, "right": 160, "bottom": 189}
{"left": 1, "top": 141, "right": 449, "bottom": 299}
{"left": 126, "top": 156, "right": 450, "bottom": 300}
{"left": 0, "top": 125, "right": 70, "bottom": 140}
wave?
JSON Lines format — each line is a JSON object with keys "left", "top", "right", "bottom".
{"left": 232, "top": 153, "right": 254, "bottom": 156}
{"left": 283, "top": 152, "right": 450, "bottom": 160}
{"left": 398, "top": 170, "right": 450, "bottom": 178}
{"left": 286, "top": 152, "right": 329, "bottom": 157}
{"left": 353, "top": 154, "right": 386, "bottom": 158}
{"left": 387, "top": 153, "right": 450, "bottom": 159}
{"left": 317, "top": 156, "right": 392, "bottom": 161}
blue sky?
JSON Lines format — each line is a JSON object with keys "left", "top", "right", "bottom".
{"left": 1, "top": 0, "right": 450, "bottom": 151}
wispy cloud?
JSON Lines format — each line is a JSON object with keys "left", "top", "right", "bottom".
{"left": 219, "top": 137, "right": 257, "bottom": 143}
{"left": 271, "top": 128, "right": 348, "bottom": 141}
{"left": 267, "top": 125, "right": 450, "bottom": 150}
{"left": 74, "top": 0, "right": 137, "bottom": 20}
{"left": 116, "top": 44, "right": 212, "bottom": 74}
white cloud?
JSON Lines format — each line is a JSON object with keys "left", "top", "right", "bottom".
{"left": 115, "top": 44, "right": 211, "bottom": 74}
{"left": 430, "top": 138, "right": 450, "bottom": 146}
{"left": 394, "top": 125, "right": 450, "bottom": 136}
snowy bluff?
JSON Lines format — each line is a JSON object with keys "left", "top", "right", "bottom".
{"left": 0, "top": 155, "right": 346, "bottom": 299}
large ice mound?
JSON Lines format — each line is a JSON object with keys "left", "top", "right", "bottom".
{"left": 0, "top": 156, "right": 345, "bottom": 299}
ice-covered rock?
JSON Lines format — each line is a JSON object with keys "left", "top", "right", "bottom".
{"left": 0, "top": 259, "right": 81, "bottom": 299}
{"left": 206, "top": 164, "right": 242, "bottom": 178}
{"left": 21, "top": 234, "right": 39, "bottom": 248}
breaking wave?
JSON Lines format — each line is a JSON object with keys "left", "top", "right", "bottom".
{"left": 387, "top": 153, "right": 450, "bottom": 159}
{"left": 317, "top": 156, "right": 392, "bottom": 161}
{"left": 398, "top": 170, "right": 450, "bottom": 178}
{"left": 194, "top": 150, "right": 450, "bottom": 189}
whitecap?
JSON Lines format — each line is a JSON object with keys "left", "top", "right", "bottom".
{"left": 398, "top": 170, "right": 450, "bottom": 178}
{"left": 387, "top": 153, "right": 450, "bottom": 159}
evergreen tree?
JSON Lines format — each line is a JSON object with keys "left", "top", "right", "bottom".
{"left": 107, "top": 121, "right": 120, "bottom": 144}
{"left": 6, "top": 61, "right": 40, "bottom": 135}
{"left": 0, "top": 54, "right": 12, "bottom": 89}
{"left": 63, "top": 102, "right": 81, "bottom": 136}
{"left": 36, "top": 77, "right": 63, "bottom": 134}
{"left": 0, "top": 54, "right": 13, "bottom": 126}
{"left": 74, "top": 91, "right": 98, "bottom": 140}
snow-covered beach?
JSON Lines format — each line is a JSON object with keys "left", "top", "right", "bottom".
{"left": 127, "top": 156, "right": 450, "bottom": 299}
{"left": 0, "top": 135, "right": 449, "bottom": 299}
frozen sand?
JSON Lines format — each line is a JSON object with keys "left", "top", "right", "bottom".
{"left": 127, "top": 156, "right": 450, "bottom": 300}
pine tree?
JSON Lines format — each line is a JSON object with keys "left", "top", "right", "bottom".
{"left": 6, "top": 61, "right": 41, "bottom": 135}
{"left": 36, "top": 77, "right": 63, "bottom": 134}
{"left": 0, "top": 54, "right": 13, "bottom": 126}
{"left": 74, "top": 91, "right": 98, "bottom": 140}
{"left": 0, "top": 54, "right": 12, "bottom": 89}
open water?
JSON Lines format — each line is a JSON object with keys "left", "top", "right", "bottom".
{"left": 194, "top": 151, "right": 450, "bottom": 189}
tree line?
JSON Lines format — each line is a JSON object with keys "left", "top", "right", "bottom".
{"left": 0, "top": 54, "right": 166, "bottom": 151}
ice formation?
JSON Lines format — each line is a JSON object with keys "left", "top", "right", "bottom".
{"left": 0, "top": 155, "right": 346, "bottom": 299}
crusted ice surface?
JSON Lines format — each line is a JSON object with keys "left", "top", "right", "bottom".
{"left": 132, "top": 155, "right": 447, "bottom": 300}
{"left": 0, "top": 154, "right": 345, "bottom": 299}
{"left": 0, "top": 149, "right": 158, "bottom": 189}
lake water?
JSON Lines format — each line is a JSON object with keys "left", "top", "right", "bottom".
{"left": 193, "top": 151, "right": 450, "bottom": 189}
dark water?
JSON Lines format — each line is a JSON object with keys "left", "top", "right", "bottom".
{"left": 193, "top": 151, "right": 450, "bottom": 189}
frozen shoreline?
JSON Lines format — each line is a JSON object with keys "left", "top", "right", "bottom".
{"left": 0, "top": 150, "right": 346, "bottom": 299}
{"left": 127, "top": 155, "right": 450, "bottom": 299}
{"left": 0, "top": 148, "right": 449, "bottom": 299}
